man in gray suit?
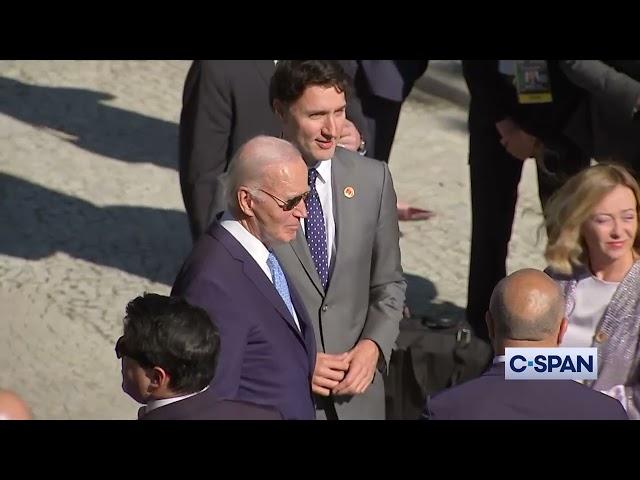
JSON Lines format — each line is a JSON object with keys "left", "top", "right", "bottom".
{"left": 270, "top": 61, "right": 406, "bottom": 419}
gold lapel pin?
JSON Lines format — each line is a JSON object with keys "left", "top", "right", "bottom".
{"left": 343, "top": 186, "right": 355, "bottom": 198}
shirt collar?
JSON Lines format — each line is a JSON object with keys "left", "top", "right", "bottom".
{"left": 145, "top": 386, "right": 209, "bottom": 414}
{"left": 309, "top": 158, "right": 332, "bottom": 185}
{"left": 219, "top": 212, "right": 270, "bottom": 266}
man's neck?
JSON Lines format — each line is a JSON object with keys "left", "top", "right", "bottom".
{"left": 304, "top": 157, "right": 322, "bottom": 169}
{"left": 238, "top": 217, "right": 259, "bottom": 239}
{"left": 145, "top": 387, "right": 177, "bottom": 402}
{"left": 495, "top": 339, "right": 559, "bottom": 354}
{"left": 228, "top": 213, "right": 270, "bottom": 249}
{"left": 297, "top": 151, "right": 329, "bottom": 169}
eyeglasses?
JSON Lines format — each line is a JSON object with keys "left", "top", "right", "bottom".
{"left": 258, "top": 189, "right": 309, "bottom": 211}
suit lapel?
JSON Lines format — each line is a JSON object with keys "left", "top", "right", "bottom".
{"left": 284, "top": 151, "right": 359, "bottom": 298}
{"left": 253, "top": 60, "right": 276, "bottom": 89}
{"left": 289, "top": 227, "right": 325, "bottom": 296}
{"left": 241, "top": 260, "right": 304, "bottom": 341}
{"left": 289, "top": 282, "right": 317, "bottom": 367}
{"left": 212, "top": 224, "right": 304, "bottom": 343}
{"left": 328, "top": 149, "right": 358, "bottom": 297}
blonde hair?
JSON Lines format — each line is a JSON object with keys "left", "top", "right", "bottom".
{"left": 544, "top": 163, "right": 640, "bottom": 274}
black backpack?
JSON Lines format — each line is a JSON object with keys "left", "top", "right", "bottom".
{"left": 384, "top": 316, "right": 493, "bottom": 420}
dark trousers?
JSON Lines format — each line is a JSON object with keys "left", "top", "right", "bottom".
{"left": 466, "top": 113, "right": 590, "bottom": 341}
{"left": 358, "top": 89, "right": 403, "bottom": 163}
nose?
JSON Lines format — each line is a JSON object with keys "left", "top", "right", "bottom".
{"left": 611, "top": 219, "right": 621, "bottom": 238}
{"left": 293, "top": 198, "right": 307, "bottom": 218}
{"left": 322, "top": 115, "right": 337, "bottom": 139}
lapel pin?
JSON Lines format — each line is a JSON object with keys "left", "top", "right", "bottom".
{"left": 343, "top": 186, "right": 355, "bottom": 199}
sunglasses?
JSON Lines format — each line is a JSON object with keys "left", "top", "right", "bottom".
{"left": 115, "top": 336, "right": 126, "bottom": 359}
{"left": 115, "top": 336, "right": 152, "bottom": 367}
{"left": 258, "top": 189, "right": 309, "bottom": 211}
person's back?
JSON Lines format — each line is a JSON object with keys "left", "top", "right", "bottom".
{"left": 422, "top": 268, "right": 629, "bottom": 420}
{"left": 424, "top": 363, "right": 627, "bottom": 420}
{"left": 179, "top": 60, "right": 281, "bottom": 240}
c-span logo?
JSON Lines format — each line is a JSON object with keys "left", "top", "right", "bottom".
{"left": 505, "top": 348, "right": 598, "bottom": 380}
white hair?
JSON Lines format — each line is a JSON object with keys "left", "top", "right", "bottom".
{"left": 224, "top": 135, "right": 303, "bottom": 211}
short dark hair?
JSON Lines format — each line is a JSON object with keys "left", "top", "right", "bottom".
{"left": 116, "top": 293, "right": 219, "bottom": 394}
{"left": 269, "top": 60, "right": 351, "bottom": 108}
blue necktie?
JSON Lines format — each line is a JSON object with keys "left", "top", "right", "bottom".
{"left": 304, "top": 168, "right": 329, "bottom": 290}
{"left": 267, "top": 252, "right": 296, "bottom": 322}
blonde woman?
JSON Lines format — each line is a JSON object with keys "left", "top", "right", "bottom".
{"left": 544, "top": 163, "right": 640, "bottom": 418}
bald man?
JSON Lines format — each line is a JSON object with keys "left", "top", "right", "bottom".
{"left": 171, "top": 135, "right": 317, "bottom": 420}
{"left": 421, "top": 269, "right": 628, "bottom": 420}
{"left": 0, "top": 390, "right": 32, "bottom": 420}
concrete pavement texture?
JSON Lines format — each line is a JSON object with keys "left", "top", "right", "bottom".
{"left": 0, "top": 61, "right": 547, "bottom": 419}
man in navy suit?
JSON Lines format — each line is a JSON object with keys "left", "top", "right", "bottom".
{"left": 171, "top": 136, "right": 316, "bottom": 420}
{"left": 422, "top": 268, "right": 628, "bottom": 420}
{"left": 116, "top": 293, "right": 282, "bottom": 420}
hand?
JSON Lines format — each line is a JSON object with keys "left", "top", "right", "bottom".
{"left": 332, "top": 339, "right": 380, "bottom": 396}
{"left": 502, "top": 129, "right": 539, "bottom": 161}
{"left": 337, "top": 119, "right": 362, "bottom": 152}
{"left": 496, "top": 118, "right": 540, "bottom": 161}
{"left": 495, "top": 117, "right": 519, "bottom": 139}
{"left": 312, "top": 352, "right": 350, "bottom": 396}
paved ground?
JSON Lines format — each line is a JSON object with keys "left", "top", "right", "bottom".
{"left": 0, "top": 61, "right": 547, "bottom": 419}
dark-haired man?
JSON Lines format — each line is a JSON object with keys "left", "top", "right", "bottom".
{"left": 269, "top": 60, "right": 406, "bottom": 419}
{"left": 117, "top": 293, "right": 282, "bottom": 420}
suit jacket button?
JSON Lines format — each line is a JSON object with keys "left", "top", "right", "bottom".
{"left": 322, "top": 305, "right": 328, "bottom": 312}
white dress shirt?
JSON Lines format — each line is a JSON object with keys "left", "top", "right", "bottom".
{"left": 220, "top": 213, "right": 301, "bottom": 330}
{"left": 300, "top": 159, "right": 336, "bottom": 263}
